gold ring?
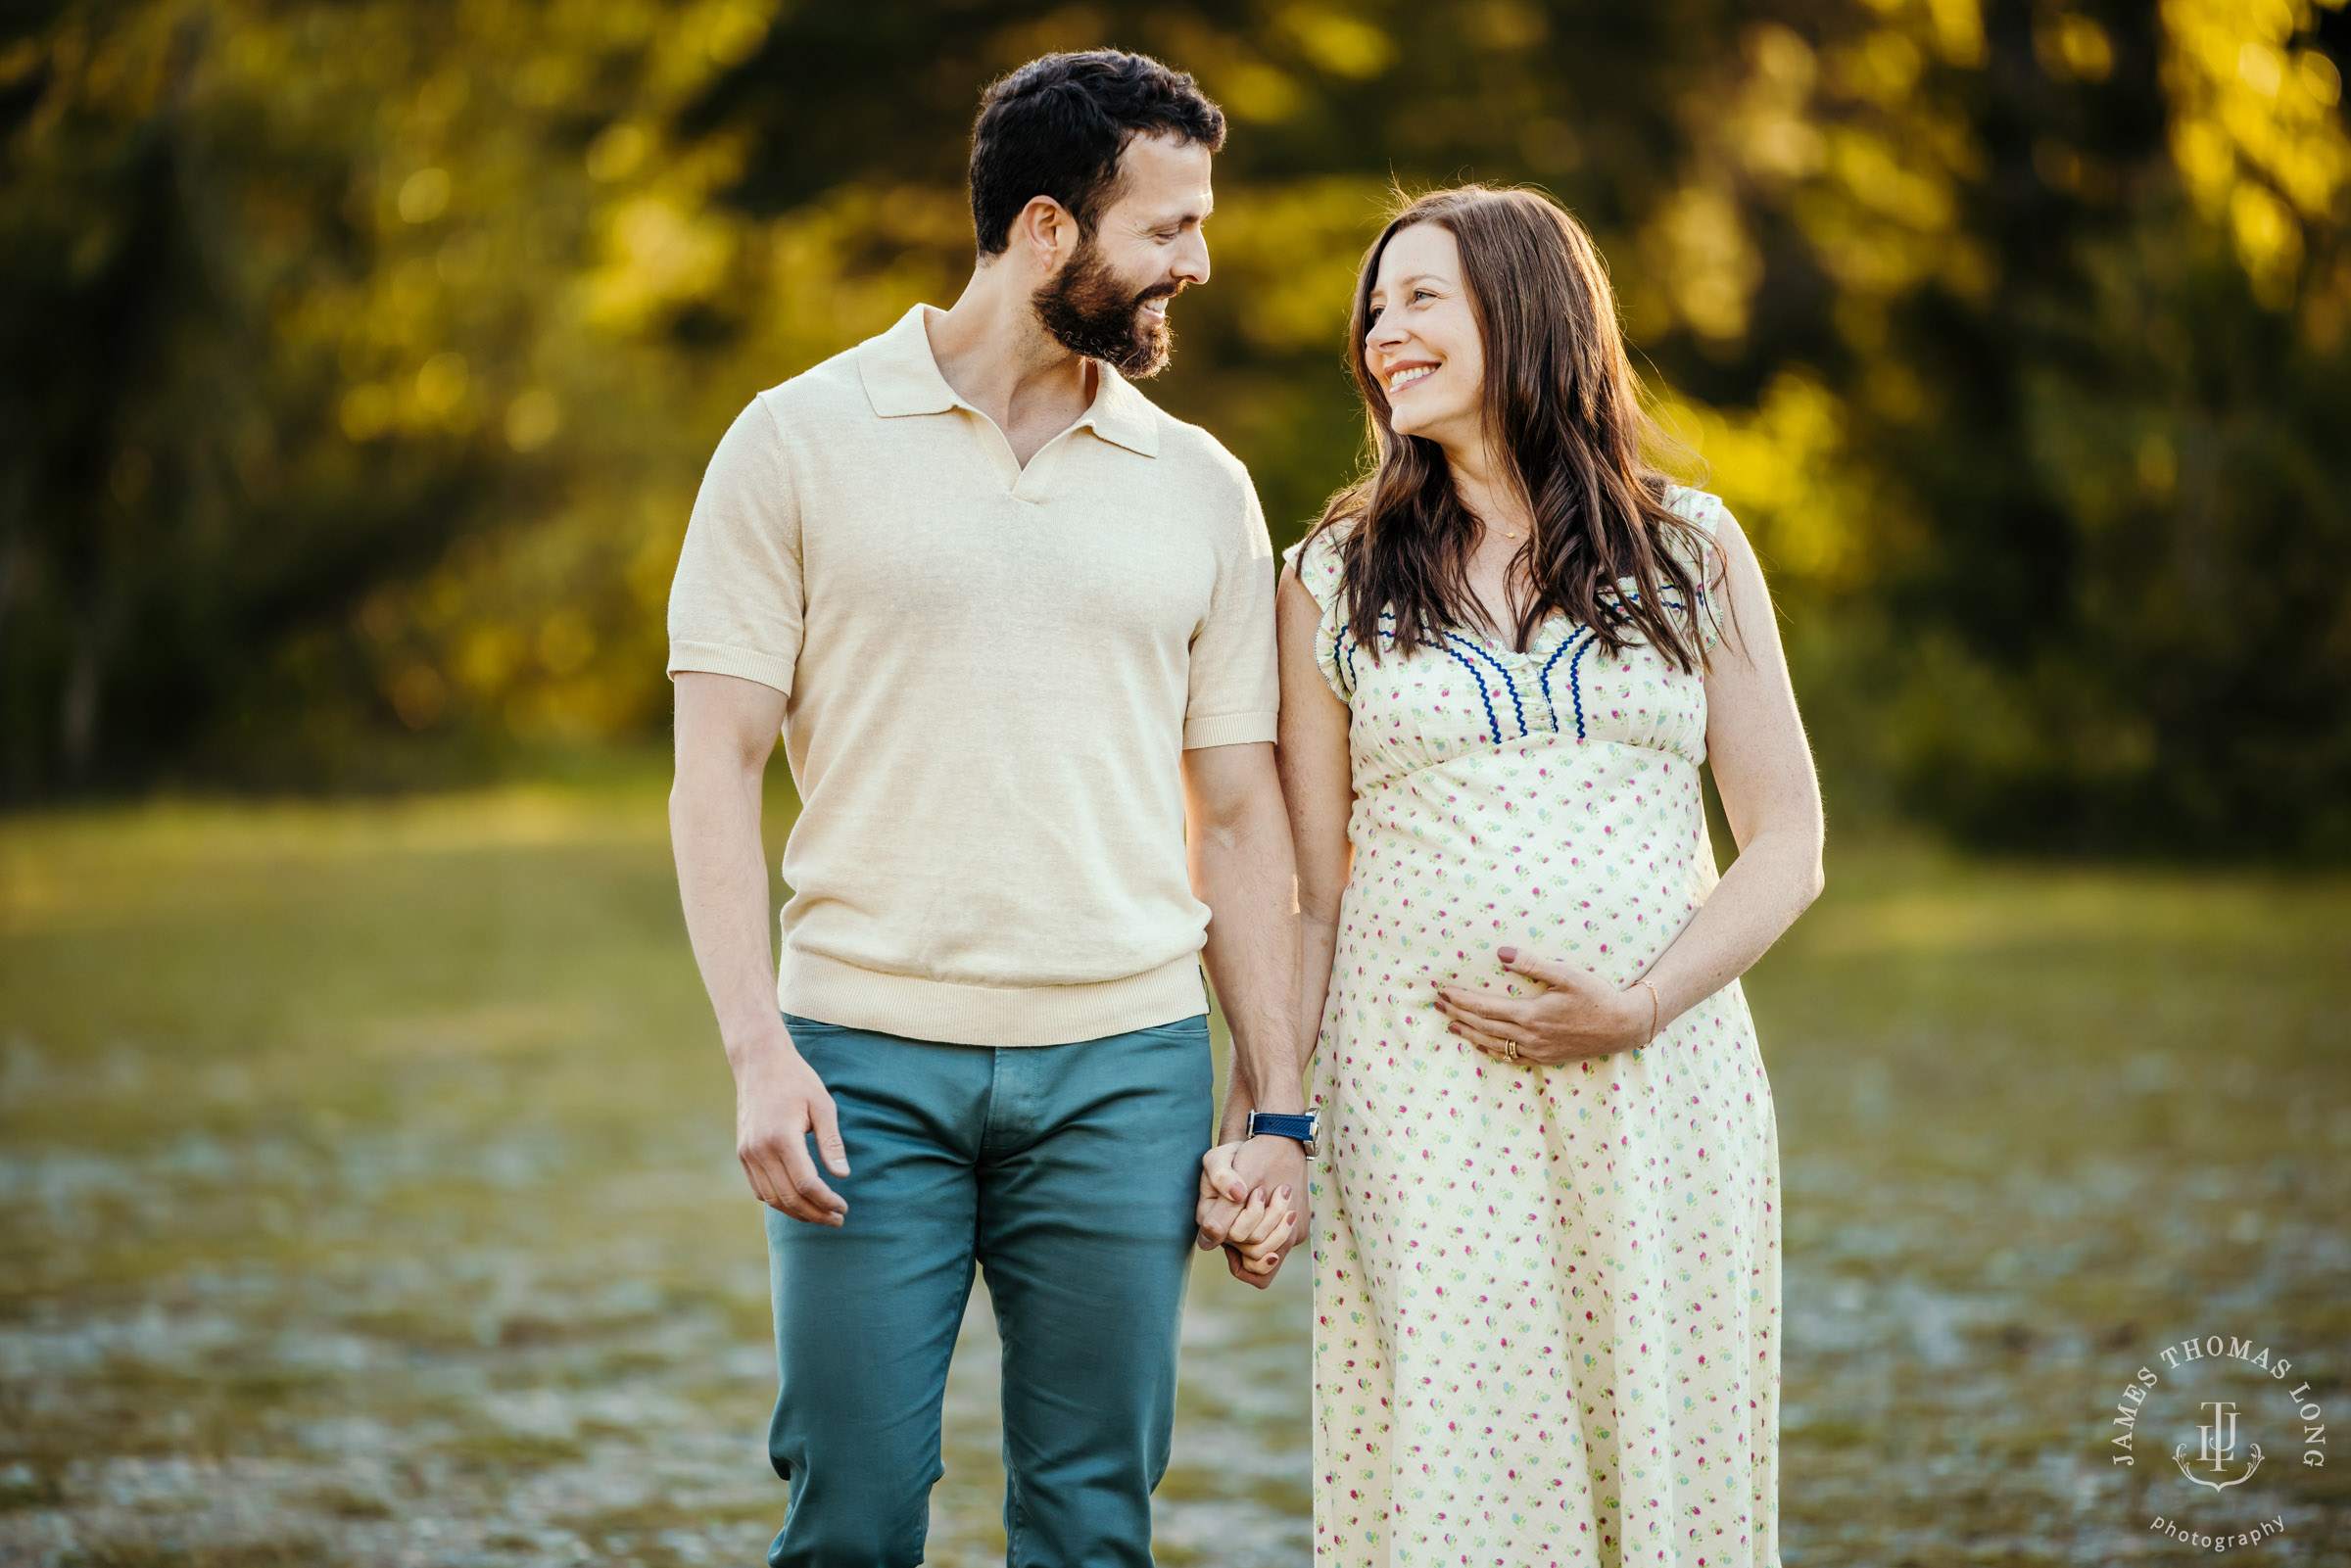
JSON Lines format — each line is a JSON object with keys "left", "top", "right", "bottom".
{"left": 1503, "top": 1040, "right": 1519, "bottom": 1059}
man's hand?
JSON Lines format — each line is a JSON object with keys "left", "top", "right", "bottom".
{"left": 732, "top": 1028, "right": 850, "bottom": 1226}
{"left": 1196, "top": 1134, "right": 1309, "bottom": 1286}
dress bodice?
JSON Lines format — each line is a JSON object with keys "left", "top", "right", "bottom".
{"left": 1284, "top": 486, "right": 1729, "bottom": 797}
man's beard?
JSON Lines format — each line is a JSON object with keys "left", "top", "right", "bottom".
{"left": 1031, "top": 239, "right": 1176, "bottom": 379}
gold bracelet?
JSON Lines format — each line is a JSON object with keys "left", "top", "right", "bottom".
{"left": 1638, "top": 979, "right": 1660, "bottom": 1045}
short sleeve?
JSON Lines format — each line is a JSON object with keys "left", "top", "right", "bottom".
{"left": 1280, "top": 525, "right": 1355, "bottom": 703}
{"left": 1181, "top": 475, "right": 1280, "bottom": 749}
{"left": 1662, "top": 485, "right": 1732, "bottom": 654}
{"left": 667, "top": 396, "right": 803, "bottom": 695}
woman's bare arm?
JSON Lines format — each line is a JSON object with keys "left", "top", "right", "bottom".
{"left": 1278, "top": 568, "right": 1358, "bottom": 1071}
{"left": 1643, "top": 509, "right": 1827, "bottom": 1020}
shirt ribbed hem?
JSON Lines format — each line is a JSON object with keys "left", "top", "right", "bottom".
{"left": 778, "top": 950, "right": 1207, "bottom": 1047}
{"left": 667, "top": 640, "right": 795, "bottom": 695}
{"left": 1182, "top": 710, "right": 1278, "bottom": 749}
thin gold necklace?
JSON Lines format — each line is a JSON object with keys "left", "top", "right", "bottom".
{"left": 1469, "top": 499, "right": 1527, "bottom": 541}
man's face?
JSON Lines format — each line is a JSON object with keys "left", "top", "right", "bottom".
{"left": 1032, "top": 132, "right": 1213, "bottom": 379}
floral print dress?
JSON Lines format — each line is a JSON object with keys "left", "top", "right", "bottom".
{"left": 1292, "top": 488, "right": 1782, "bottom": 1568}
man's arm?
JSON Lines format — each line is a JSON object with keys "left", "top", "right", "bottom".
{"left": 670, "top": 671, "right": 849, "bottom": 1227}
{"left": 1182, "top": 740, "right": 1308, "bottom": 1287}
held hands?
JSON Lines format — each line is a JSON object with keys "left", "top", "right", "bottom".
{"left": 1222, "top": 1185, "right": 1297, "bottom": 1277}
{"left": 1433, "top": 946, "right": 1655, "bottom": 1067}
{"left": 1195, "top": 1134, "right": 1308, "bottom": 1287}
{"left": 732, "top": 1028, "right": 851, "bottom": 1226}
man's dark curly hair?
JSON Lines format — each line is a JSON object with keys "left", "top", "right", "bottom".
{"left": 969, "top": 50, "right": 1225, "bottom": 257}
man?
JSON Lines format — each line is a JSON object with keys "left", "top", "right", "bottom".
{"left": 666, "top": 50, "right": 1312, "bottom": 1568}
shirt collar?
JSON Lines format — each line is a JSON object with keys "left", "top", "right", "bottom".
{"left": 1077, "top": 358, "right": 1161, "bottom": 458}
{"left": 857, "top": 304, "right": 1160, "bottom": 459}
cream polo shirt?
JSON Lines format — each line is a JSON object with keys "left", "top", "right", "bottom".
{"left": 667, "top": 305, "right": 1279, "bottom": 1047}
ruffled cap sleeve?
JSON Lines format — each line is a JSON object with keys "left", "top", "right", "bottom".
{"left": 1280, "top": 526, "right": 1356, "bottom": 703}
{"left": 1661, "top": 484, "right": 1732, "bottom": 655}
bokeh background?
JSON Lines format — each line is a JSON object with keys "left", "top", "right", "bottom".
{"left": 3, "top": 1, "right": 2349, "bottom": 1564}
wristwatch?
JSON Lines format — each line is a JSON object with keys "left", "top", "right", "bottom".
{"left": 1246, "top": 1109, "right": 1320, "bottom": 1160}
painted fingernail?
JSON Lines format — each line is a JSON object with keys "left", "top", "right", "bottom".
{"left": 1499, "top": 947, "right": 1517, "bottom": 963}
{"left": 1279, "top": 1185, "right": 1293, "bottom": 1199}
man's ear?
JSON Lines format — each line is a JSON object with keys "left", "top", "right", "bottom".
{"left": 1013, "top": 196, "right": 1080, "bottom": 269}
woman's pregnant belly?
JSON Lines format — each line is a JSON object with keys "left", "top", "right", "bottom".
{"left": 1333, "top": 742, "right": 1713, "bottom": 999}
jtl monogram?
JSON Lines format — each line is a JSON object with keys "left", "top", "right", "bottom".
{"left": 2176, "top": 1401, "right": 2265, "bottom": 1492}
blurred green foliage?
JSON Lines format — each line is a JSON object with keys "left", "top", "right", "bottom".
{"left": 3, "top": 0, "right": 2348, "bottom": 853}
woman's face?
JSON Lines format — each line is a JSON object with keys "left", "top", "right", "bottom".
{"left": 1364, "top": 221, "right": 1485, "bottom": 455}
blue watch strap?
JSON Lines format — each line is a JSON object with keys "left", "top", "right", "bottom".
{"left": 1247, "top": 1110, "right": 1319, "bottom": 1145}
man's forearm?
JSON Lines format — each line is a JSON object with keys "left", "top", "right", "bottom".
{"left": 1223, "top": 906, "right": 1338, "bottom": 1145}
{"left": 670, "top": 758, "right": 790, "bottom": 1062}
{"left": 1195, "top": 803, "right": 1307, "bottom": 1138}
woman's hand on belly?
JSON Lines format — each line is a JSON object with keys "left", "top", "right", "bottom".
{"left": 1433, "top": 946, "right": 1652, "bottom": 1066}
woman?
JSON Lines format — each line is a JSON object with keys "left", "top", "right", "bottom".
{"left": 1266, "top": 186, "right": 1822, "bottom": 1566}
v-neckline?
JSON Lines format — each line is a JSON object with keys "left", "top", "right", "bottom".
{"left": 1444, "top": 608, "right": 1586, "bottom": 664}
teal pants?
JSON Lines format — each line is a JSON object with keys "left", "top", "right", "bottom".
{"left": 764, "top": 1013, "right": 1212, "bottom": 1568}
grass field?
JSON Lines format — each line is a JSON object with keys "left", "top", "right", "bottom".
{"left": 1, "top": 774, "right": 2345, "bottom": 1566}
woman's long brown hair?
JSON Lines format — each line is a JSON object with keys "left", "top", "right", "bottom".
{"left": 1310, "top": 186, "right": 1714, "bottom": 672}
